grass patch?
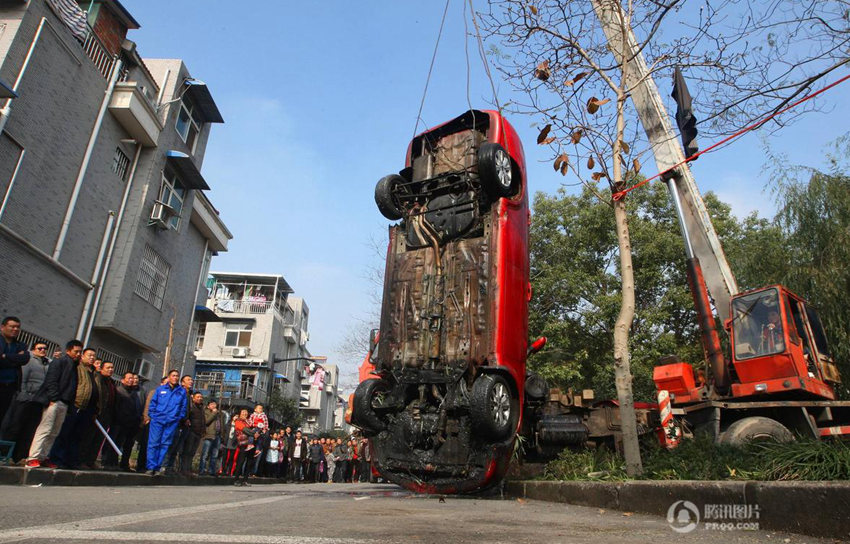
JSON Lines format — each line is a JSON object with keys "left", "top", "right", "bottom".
{"left": 542, "top": 437, "right": 850, "bottom": 481}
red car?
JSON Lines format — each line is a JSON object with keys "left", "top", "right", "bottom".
{"left": 350, "top": 109, "right": 529, "bottom": 493}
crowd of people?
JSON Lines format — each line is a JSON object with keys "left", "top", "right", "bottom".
{"left": 0, "top": 316, "right": 372, "bottom": 484}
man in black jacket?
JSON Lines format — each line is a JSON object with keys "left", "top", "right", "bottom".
{"left": 180, "top": 392, "right": 205, "bottom": 474}
{"left": 104, "top": 372, "right": 142, "bottom": 470}
{"left": 26, "top": 340, "right": 82, "bottom": 468}
{"left": 0, "top": 317, "right": 29, "bottom": 424}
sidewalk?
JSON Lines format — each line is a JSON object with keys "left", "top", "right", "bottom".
{"left": 0, "top": 465, "right": 281, "bottom": 487}
{"left": 506, "top": 479, "right": 850, "bottom": 540}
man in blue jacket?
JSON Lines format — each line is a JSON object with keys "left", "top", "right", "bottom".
{"left": 145, "top": 369, "right": 186, "bottom": 475}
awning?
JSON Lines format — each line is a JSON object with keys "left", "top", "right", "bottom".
{"left": 0, "top": 79, "right": 16, "bottom": 99}
{"left": 185, "top": 83, "right": 224, "bottom": 124}
{"left": 166, "top": 150, "right": 209, "bottom": 190}
{"left": 274, "top": 373, "right": 291, "bottom": 382}
{"left": 194, "top": 305, "right": 221, "bottom": 322}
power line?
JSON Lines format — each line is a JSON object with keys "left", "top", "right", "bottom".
{"left": 613, "top": 72, "right": 850, "bottom": 201}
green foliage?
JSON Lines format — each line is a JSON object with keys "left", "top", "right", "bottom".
{"left": 543, "top": 437, "right": 850, "bottom": 481}
{"left": 751, "top": 440, "right": 850, "bottom": 481}
{"left": 766, "top": 140, "right": 850, "bottom": 391}
{"left": 267, "top": 389, "right": 303, "bottom": 429}
{"left": 528, "top": 184, "right": 754, "bottom": 400}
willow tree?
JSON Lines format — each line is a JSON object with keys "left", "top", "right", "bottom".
{"left": 480, "top": 0, "right": 850, "bottom": 476}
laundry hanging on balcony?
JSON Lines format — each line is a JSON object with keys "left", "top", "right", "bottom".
{"left": 46, "top": 0, "right": 88, "bottom": 42}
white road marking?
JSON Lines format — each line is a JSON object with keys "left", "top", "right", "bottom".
{"left": 0, "top": 495, "right": 293, "bottom": 543}
{"left": 353, "top": 496, "right": 371, "bottom": 501}
{"left": 0, "top": 530, "right": 375, "bottom": 543}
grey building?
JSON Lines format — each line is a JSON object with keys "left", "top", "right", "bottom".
{"left": 0, "top": 0, "right": 231, "bottom": 381}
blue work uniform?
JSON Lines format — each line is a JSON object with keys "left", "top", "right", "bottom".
{"left": 145, "top": 382, "right": 187, "bottom": 471}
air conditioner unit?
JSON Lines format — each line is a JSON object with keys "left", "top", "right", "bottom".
{"left": 135, "top": 358, "right": 154, "bottom": 381}
{"left": 148, "top": 200, "right": 176, "bottom": 230}
{"left": 231, "top": 347, "right": 248, "bottom": 358}
{"left": 306, "top": 415, "right": 317, "bottom": 423}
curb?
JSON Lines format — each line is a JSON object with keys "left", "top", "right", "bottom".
{"left": 506, "top": 480, "right": 850, "bottom": 540}
{"left": 0, "top": 466, "right": 280, "bottom": 486}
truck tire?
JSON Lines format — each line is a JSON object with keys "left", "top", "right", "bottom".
{"left": 351, "top": 378, "right": 390, "bottom": 434}
{"left": 470, "top": 374, "right": 517, "bottom": 441}
{"left": 718, "top": 416, "right": 795, "bottom": 446}
{"left": 477, "top": 143, "right": 518, "bottom": 199}
{"left": 375, "top": 175, "right": 405, "bottom": 220}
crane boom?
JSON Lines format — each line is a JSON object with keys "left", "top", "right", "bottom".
{"left": 591, "top": 0, "right": 739, "bottom": 322}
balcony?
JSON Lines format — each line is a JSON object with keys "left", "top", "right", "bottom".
{"left": 109, "top": 81, "right": 163, "bottom": 147}
{"left": 211, "top": 299, "right": 276, "bottom": 315}
{"left": 298, "top": 386, "right": 321, "bottom": 410}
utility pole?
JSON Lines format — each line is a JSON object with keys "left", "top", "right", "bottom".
{"left": 591, "top": 0, "right": 739, "bottom": 322}
{"left": 162, "top": 313, "right": 175, "bottom": 378}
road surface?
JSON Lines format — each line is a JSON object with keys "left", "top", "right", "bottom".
{"left": 0, "top": 482, "right": 830, "bottom": 543}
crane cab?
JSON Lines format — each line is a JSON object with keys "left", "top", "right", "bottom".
{"left": 728, "top": 285, "right": 840, "bottom": 399}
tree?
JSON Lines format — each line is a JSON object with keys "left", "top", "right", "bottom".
{"left": 479, "top": 0, "right": 849, "bottom": 477}
{"left": 767, "top": 137, "right": 850, "bottom": 392}
{"left": 529, "top": 184, "right": 756, "bottom": 401}
{"left": 267, "top": 389, "right": 303, "bottom": 429}
{"left": 335, "top": 235, "right": 386, "bottom": 391}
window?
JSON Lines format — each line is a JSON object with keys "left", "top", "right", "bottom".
{"left": 195, "top": 322, "right": 206, "bottom": 351}
{"left": 731, "top": 288, "right": 784, "bottom": 359}
{"left": 158, "top": 168, "right": 185, "bottom": 230}
{"left": 224, "top": 323, "right": 252, "bottom": 347}
{"left": 134, "top": 245, "right": 170, "bottom": 309}
{"left": 175, "top": 96, "right": 203, "bottom": 153}
{"left": 805, "top": 306, "right": 832, "bottom": 358}
{"left": 112, "top": 147, "right": 131, "bottom": 181}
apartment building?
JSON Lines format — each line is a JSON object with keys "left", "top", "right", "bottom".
{"left": 0, "top": 0, "right": 231, "bottom": 380}
{"left": 192, "top": 274, "right": 340, "bottom": 432}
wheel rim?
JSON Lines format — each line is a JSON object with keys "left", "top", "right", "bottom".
{"left": 494, "top": 150, "right": 512, "bottom": 190}
{"left": 490, "top": 381, "right": 511, "bottom": 427}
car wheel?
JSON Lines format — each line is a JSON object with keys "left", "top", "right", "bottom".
{"left": 375, "top": 174, "right": 406, "bottom": 220}
{"left": 477, "top": 143, "right": 518, "bottom": 199}
{"left": 470, "top": 374, "right": 517, "bottom": 440}
{"left": 718, "top": 416, "right": 795, "bottom": 446}
{"left": 351, "top": 378, "right": 390, "bottom": 434}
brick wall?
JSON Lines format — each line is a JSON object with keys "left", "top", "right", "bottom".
{"left": 91, "top": 5, "right": 127, "bottom": 56}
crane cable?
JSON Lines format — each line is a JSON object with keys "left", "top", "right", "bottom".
{"left": 613, "top": 71, "right": 850, "bottom": 201}
{"left": 413, "top": 0, "right": 502, "bottom": 141}
{"left": 467, "top": 0, "right": 502, "bottom": 115}
{"left": 412, "top": 0, "right": 452, "bottom": 141}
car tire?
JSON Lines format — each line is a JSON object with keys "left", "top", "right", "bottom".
{"left": 718, "top": 416, "right": 795, "bottom": 446}
{"left": 477, "top": 143, "right": 518, "bottom": 199}
{"left": 351, "top": 378, "right": 390, "bottom": 434}
{"left": 375, "top": 175, "right": 406, "bottom": 220}
{"left": 470, "top": 374, "right": 517, "bottom": 441}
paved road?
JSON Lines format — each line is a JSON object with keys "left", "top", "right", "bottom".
{"left": 0, "top": 482, "right": 832, "bottom": 543}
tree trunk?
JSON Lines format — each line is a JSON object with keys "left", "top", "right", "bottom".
{"left": 611, "top": 82, "right": 643, "bottom": 476}
{"left": 612, "top": 196, "right": 643, "bottom": 476}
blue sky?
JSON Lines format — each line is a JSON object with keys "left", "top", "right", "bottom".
{"left": 121, "top": 1, "right": 849, "bottom": 388}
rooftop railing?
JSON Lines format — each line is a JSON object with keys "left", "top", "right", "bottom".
{"left": 81, "top": 25, "right": 117, "bottom": 80}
